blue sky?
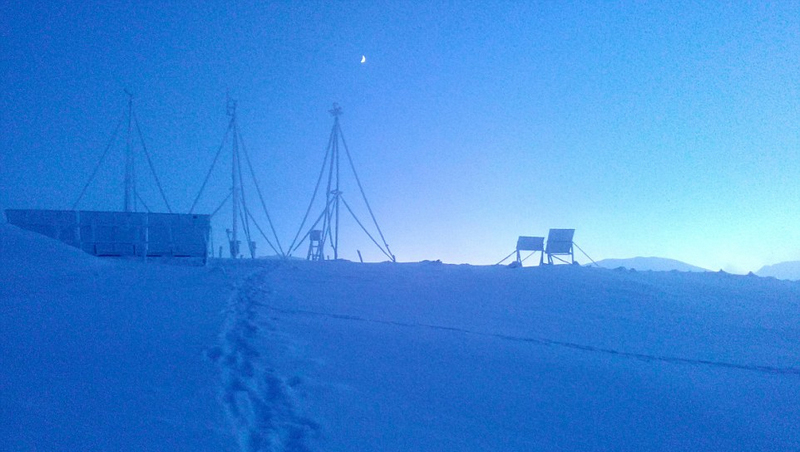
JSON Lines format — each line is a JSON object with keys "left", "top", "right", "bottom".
{"left": 1, "top": 1, "right": 798, "bottom": 272}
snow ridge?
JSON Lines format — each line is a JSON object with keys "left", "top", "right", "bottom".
{"left": 216, "top": 264, "right": 319, "bottom": 452}
{"left": 262, "top": 305, "right": 800, "bottom": 377}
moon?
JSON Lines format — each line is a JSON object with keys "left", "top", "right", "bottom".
{"left": 361, "top": 55, "right": 366, "bottom": 63}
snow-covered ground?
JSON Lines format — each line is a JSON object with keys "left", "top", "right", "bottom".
{"left": 1, "top": 224, "right": 237, "bottom": 451}
{"left": 3, "top": 224, "right": 800, "bottom": 451}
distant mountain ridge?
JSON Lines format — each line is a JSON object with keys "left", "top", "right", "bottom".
{"left": 593, "top": 257, "right": 708, "bottom": 273}
{"left": 756, "top": 261, "right": 800, "bottom": 281}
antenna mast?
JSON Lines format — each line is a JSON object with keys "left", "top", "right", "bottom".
{"left": 123, "top": 90, "right": 135, "bottom": 212}
{"left": 190, "top": 97, "right": 284, "bottom": 260}
{"left": 228, "top": 98, "right": 241, "bottom": 258}
{"left": 325, "top": 103, "right": 343, "bottom": 260}
{"left": 289, "top": 103, "right": 395, "bottom": 262}
{"left": 72, "top": 91, "right": 173, "bottom": 214}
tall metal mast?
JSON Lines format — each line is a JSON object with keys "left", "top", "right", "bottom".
{"left": 329, "top": 104, "right": 342, "bottom": 259}
{"left": 190, "top": 97, "right": 284, "bottom": 260}
{"left": 123, "top": 90, "right": 135, "bottom": 212}
{"left": 72, "top": 91, "right": 172, "bottom": 214}
{"left": 289, "top": 103, "right": 396, "bottom": 262}
{"left": 228, "top": 99, "right": 241, "bottom": 258}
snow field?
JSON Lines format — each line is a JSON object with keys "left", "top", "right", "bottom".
{"left": 3, "top": 223, "right": 800, "bottom": 451}
{"left": 244, "top": 260, "right": 800, "bottom": 451}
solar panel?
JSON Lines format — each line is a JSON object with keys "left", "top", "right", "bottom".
{"left": 546, "top": 229, "right": 574, "bottom": 255}
{"left": 516, "top": 236, "right": 544, "bottom": 251}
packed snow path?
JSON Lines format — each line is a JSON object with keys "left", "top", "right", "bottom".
{"left": 215, "top": 264, "right": 319, "bottom": 452}
{"left": 225, "top": 260, "right": 800, "bottom": 452}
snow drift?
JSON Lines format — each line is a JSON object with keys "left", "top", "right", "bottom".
{"left": 0, "top": 224, "right": 236, "bottom": 451}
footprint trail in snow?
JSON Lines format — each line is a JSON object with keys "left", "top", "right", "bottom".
{"left": 215, "top": 265, "right": 320, "bottom": 452}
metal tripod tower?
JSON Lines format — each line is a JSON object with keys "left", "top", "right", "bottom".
{"left": 72, "top": 91, "right": 172, "bottom": 214}
{"left": 289, "top": 103, "right": 395, "bottom": 262}
{"left": 189, "top": 98, "right": 284, "bottom": 259}
{"left": 228, "top": 99, "right": 243, "bottom": 258}
{"left": 321, "top": 103, "right": 343, "bottom": 260}
{"left": 123, "top": 91, "right": 135, "bottom": 212}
